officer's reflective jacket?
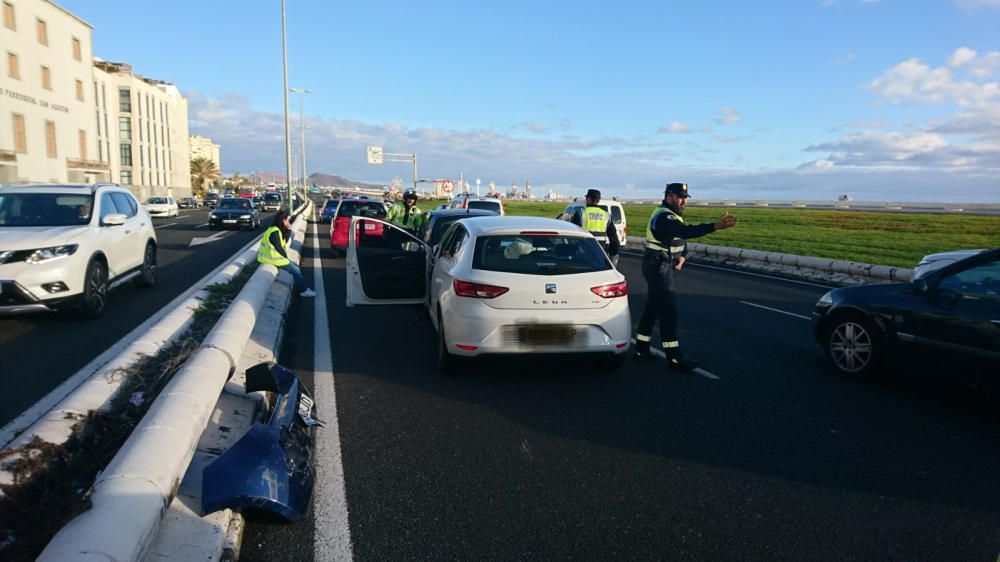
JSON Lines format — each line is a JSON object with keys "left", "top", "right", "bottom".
{"left": 572, "top": 206, "right": 620, "bottom": 255}
{"left": 644, "top": 205, "right": 715, "bottom": 258}
{"left": 387, "top": 202, "right": 424, "bottom": 230}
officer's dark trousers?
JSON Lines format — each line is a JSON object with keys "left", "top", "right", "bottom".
{"left": 636, "top": 253, "right": 679, "bottom": 347}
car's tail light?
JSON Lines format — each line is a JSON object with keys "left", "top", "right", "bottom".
{"left": 455, "top": 344, "right": 478, "bottom": 351}
{"left": 453, "top": 279, "right": 509, "bottom": 299}
{"left": 591, "top": 281, "right": 628, "bottom": 298}
{"left": 623, "top": 226, "right": 628, "bottom": 236}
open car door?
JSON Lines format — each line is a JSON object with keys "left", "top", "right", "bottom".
{"left": 346, "top": 216, "right": 430, "bottom": 306}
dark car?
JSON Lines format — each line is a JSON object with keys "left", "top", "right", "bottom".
{"left": 178, "top": 197, "right": 199, "bottom": 209}
{"left": 208, "top": 197, "right": 261, "bottom": 230}
{"left": 319, "top": 198, "right": 341, "bottom": 223}
{"left": 812, "top": 247, "right": 1000, "bottom": 376}
{"left": 203, "top": 192, "right": 221, "bottom": 209}
{"left": 420, "top": 208, "right": 498, "bottom": 248}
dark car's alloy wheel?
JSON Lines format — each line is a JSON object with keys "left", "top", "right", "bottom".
{"left": 826, "top": 316, "right": 881, "bottom": 375}
{"left": 80, "top": 260, "right": 108, "bottom": 319}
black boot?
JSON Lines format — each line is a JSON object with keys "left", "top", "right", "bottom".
{"left": 666, "top": 348, "right": 699, "bottom": 371}
{"left": 633, "top": 340, "right": 654, "bottom": 361}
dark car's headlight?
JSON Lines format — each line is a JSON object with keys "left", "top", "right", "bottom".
{"left": 816, "top": 291, "right": 834, "bottom": 307}
{"left": 26, "top": 244, "right": 79, "bottom": 264}
{"left": 240, "top": 214, "right": 252, "bottom": 219}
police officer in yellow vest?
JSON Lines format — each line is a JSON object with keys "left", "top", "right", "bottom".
{"left": 387, "top": 189, "right": 425, "bottom": 233}
{"left": 258, "top": 209, "right": 316, "bottom": 297}
{"left": 571, "top": 189, "right": 620, "bottom": 263}
{"left": 634, "top": 182, "right": 736, "bottom": 370}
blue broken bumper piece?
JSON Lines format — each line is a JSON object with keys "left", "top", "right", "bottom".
{"left": 202, "top": 362, "right": 321, "bottom": 522}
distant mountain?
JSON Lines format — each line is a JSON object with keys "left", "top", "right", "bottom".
{"left": 308, "top": 173, "right": 382, "bottom": 190}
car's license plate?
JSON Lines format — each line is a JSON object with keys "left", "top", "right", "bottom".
{"left": 518, "top": 325, "right": 575, "bottom": 345}
{"left": 364, "top": 224, "right": 376, "bottom": 230}
{"left": 223, "top": 219, "right": 237, "bottom": 223}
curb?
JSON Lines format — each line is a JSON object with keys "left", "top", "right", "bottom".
{"left": 624, "top": 237, "right": 914, "bottom": 285}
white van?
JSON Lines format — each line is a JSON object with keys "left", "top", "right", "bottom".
{"left": 557, "top": 200, "right": 627, "bottom": 244}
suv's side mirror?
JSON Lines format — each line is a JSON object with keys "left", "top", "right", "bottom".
{"left": 102, "top": 213, "right": 127, "bottom": 226}
{"left": 912, "top": 277, "right": 929, "bottom": 295}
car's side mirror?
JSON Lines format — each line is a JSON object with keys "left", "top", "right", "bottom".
{"left": 102, "top": 213, "right": 127, "bottom": 226}
{"left": 912, "top": 277, "right": 929, "bottom": 295}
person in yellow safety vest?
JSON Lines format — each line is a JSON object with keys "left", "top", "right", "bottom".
{"left": 258, "top": 209, "right": 316, "bottom": 297}
{"left": 387, "top": 189, "right": 425, "bottom": 233}
{"left": 570, "top": 189, "right": 621, "bottom": 264}
{"left": 634, "top": 182, "right": 737, "bottom": 370}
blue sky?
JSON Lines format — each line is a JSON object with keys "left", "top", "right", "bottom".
{"left": 61, "top": 0, "right": 1000, "bottom": 201}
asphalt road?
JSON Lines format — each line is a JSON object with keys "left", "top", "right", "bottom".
{"left": 0, "top": 207, "right": 275, "bottom": 429}
{"left": 243, "top": 213, "right": 1000, "bottom": 561}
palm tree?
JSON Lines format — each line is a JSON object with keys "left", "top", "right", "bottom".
{"left": 190, "top": 157, "right": 220, "bottom": 192}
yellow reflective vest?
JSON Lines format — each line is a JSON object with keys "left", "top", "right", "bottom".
{"left": 644, "top": 207, "right": 687, "bottom": 257}
{"left": 583, "top": 206, "right": 610, "bottom": 239}
{"left": 258, "top": 225, "right": 290, "bottom": 266}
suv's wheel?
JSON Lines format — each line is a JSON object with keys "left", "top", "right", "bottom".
{"left": 824, "top": 314, "right": 883, "bottom": 376}
{"left": 79, "top": 260, "right": 108, "bottom": 319}
{"left": 134, "top": 243, "right": 156, "bottom": 288}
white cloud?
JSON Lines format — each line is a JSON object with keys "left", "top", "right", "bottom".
{"left": 714, "top": 106, "right": 742, "bottom": 126}
{"left": 955, "top": 0, "right": 1000, "bottom": 10}
{"left": 521, "top": 121, "right": 549, "bottom": 134}
{"left": 949, "top": 47, "right": 977, "bottom": 67}
{"left": 658, "top": 121, "right": 693, "bottom": 133}
{"left": 798, "top": 159, "right": 836, "bottom": 172}
{"left": 866, "top": 54, "right": 1000, "bottom": 107}
{"left": 185, "top": 91, "right": 1000, "bottom": 202}
{"left": 831, "top": 52, "right": 855, "bottom": 66}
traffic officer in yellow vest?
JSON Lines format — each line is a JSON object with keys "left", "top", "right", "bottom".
{"left": 258, "top": 209, "right": 316, "bottom": 297}
{"left": 571, "top": 189, "right": 621, "bottom": 264}
{"left": 387, "top": 189, "right": 425, "bottom": 233}
{"left": 634, "top": 182, "right": 737, "bottom": 370}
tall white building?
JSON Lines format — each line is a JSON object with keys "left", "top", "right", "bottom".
{"left": 93, "top": 59, "right": 190, "bottom": 192}
{"left": 189, "top": 134, "right": 220, "bottom": 170}
{"left": 0, "top": 0, "right": 108, "bottom": 183}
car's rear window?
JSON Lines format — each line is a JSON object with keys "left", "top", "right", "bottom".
{"left": 0, "top": 193, "right": 94, "bottom": 226}
{"left": 472, "top": 234, "right": 611, "bottom": 275}
{"left": 467, "top": 200, "right": 501, "bottom": 212}
{"left": 337, "top": 201, "right": 385, "bottom": 218}
{"left": 609, "top": 206, "right": 623, "bottom": 224}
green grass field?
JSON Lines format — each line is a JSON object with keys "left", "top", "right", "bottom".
{"left": 501, "top": 200, "right": 1000, "bottom": 268}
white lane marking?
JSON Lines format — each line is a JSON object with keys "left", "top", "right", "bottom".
{"left": 189, "top": 231, "right": 229, "bottom": 247}
{"left": 310, "top": 208, "right": 354, "bottom": 561}
{"left": 687, "top": 262, "right": 835, "bottom": 289}
{"left": 739, "top": 300, "right": 811, "bottom": 321}
{"left": 195, "top": 223, "right": 208, "bottom": 228}
{"left": 154, "top": 222, "right": 178, "bottom": 229}
{"left": 629, "top": 338, "right": 720, "bottom": 380}
{"left": 0, "top": 234, "right": 264, "bottom": 448}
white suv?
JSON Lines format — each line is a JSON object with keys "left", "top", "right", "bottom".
{"left": 0, "top": 183, "right": 157, "bottom": 318}
{"left": 447, "top": 194, "right": 505, "bottom": 215}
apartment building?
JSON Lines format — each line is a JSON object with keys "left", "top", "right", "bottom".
{"left": 0, "top": 0, "right": 107, "bottom": 183}
{"left": 93, "top": 59, "right": 190, "bottom": 190}
{"left": 189, "top": 134, "right": 220, "bottom": 170}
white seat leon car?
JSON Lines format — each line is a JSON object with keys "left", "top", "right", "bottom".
{"left": 0, "top": 183, "right": 157, "bottom": 318}
{"left": 346, "top": 215, "right": 631, "bottom": 372}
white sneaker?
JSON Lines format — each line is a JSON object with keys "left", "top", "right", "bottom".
{"left": 300, "top": 289, "right": 316, "bottom": 297}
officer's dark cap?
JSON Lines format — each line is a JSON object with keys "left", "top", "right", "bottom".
{"left": 665, "top": 183, "right": 690, "bottom": 198}
{"left": 585, "top": 188, "right": 601, "bottom": 200}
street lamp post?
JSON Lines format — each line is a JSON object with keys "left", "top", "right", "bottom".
{"left": 280, "top": 0, "right": 293, "bottom": 205}
{"left": 289, "top": 88, "right": 312, "bottom": 196}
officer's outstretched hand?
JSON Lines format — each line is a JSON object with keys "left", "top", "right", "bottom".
{"left": 674, "top": 256, "right": 686, "bottom": 271}
{"left": 715, "top": 212, "right": 738, "bottom": 230}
